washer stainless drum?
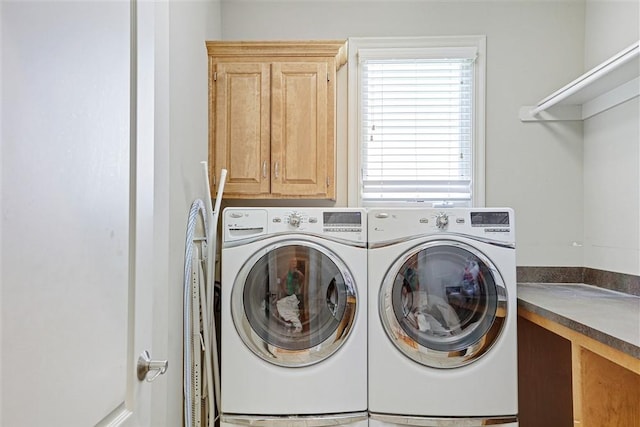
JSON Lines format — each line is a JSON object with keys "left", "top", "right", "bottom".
{"left": 221, "top": 208, "right": 368, "bottom": 427}
{"left": 368, "top": 208, "right": 519, "bottom": 427}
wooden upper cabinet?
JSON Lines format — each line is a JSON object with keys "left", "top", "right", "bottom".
{"left": 271, "top": 61, "right": 328, "bottom": 197}
{"left": 214, "top": 62, "right": 271, "bottom": 196}
{"left": 207, "top": 41, "right": 347, "bottom": 200}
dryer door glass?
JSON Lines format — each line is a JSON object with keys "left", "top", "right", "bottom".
{"left": 232, "top": 241, "right": 357, "bottom": 367}
{"left": 380, "top": 240, "right": 507, "bottom": 368}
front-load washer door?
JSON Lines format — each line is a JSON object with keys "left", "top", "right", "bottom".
{"left": 379, "top": 240, "right": 507, "bottom": 368}
{"left": 231, "top": 240, "right": 358, "bottom": 367}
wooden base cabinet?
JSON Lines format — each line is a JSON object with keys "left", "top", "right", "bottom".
{"left": 518, "top": 309, "right": 640, "bottom": 427}
{"left": 207, "top": 41, "right": 347, "bottom": 200}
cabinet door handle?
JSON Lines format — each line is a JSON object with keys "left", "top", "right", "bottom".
{"left": 274, "top": 161, "right": 279, "bottom": 179}
{"left": 262, "top": 160, "right": 267, "bottom": 179}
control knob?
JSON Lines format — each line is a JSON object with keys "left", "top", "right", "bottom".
{"left": 289, "top": 212, "right": 302, "bottom": 228}
{"left": 435, "top": 212, "right": 449, "bottom": 229}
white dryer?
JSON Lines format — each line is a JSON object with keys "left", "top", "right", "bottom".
{"left": 221, "top": 208, "right": 368, "bottom": 427}
{"left": 368, "top": 208, "right": 518, "bottom": 427}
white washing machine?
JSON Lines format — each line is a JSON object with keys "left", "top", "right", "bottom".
{"left": 221, "top": 208, "right": 368, "bottom": 427}
{"left": 368, "top": 208, "right": 518, "bottom": 427}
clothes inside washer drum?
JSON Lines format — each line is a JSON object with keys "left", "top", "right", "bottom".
{"left": 276, "top": 294, "right": 302, "bottom": 332}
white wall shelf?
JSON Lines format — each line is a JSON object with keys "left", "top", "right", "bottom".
{"left": 520, "top": 40, "right": 640, "bottom": 122}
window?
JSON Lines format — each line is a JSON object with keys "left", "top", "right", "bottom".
{"left": 347, "top": 36, "right": 486, "bottom": 207}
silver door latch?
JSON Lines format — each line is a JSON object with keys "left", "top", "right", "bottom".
{"left": 137, "top": 350, "right": 168, "bottom": 382}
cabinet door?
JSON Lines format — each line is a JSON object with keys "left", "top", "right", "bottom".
{"left": 271, "top": 62, "right": 334, "bottom": 198}
{"left": 214, "top": 62, "right": 271, "bottom": 196}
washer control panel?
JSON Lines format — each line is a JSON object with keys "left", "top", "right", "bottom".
{"left": 223, "top": 208, "right": 367, "bottom": 244}
{"left": 275, "top": 210, "right": 364, "bottom": 233}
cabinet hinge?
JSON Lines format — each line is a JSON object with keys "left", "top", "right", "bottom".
{"left": 326, "top": 176, "right": 331, "bottom": 187}
{"left": 214, "top": 72, "right": 217, "bottom": 81}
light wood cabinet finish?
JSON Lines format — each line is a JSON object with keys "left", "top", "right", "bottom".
{"left": 518, "top": 308, "right": 640, "bottom": 427}
{"left": 207, "top": 41, "right": 347, "bottom": 200}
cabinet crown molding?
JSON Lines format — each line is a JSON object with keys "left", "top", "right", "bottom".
{"left": 206, "top": 40, "right": 348, "bottom": 69}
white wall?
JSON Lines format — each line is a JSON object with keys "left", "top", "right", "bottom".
{"left": 220, "top": 0, "right": 587, "bottom": 267}
{"left": 158, "top": 1, "right": 222, "bottom": 425}
{"left": 583, "top": 0, "right": 639, "bottom": 275}
{"left": 584, "top": 0, "right": 639, "bottom": 68}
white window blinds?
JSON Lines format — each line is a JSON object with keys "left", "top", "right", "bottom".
{"left": 359, "top": 47, "right": 477, "bottom": 206}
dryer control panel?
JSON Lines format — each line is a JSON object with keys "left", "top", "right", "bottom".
{"left": 368, "top": 208, "right": 515, "bottom": 246}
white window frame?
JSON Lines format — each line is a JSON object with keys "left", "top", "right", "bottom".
{"left": 347, "top": 36, "right": 486, "bottom": 208}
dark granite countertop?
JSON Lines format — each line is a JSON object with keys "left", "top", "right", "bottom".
{"left": 517, "top": 283, "right": 640, "bottom": 359}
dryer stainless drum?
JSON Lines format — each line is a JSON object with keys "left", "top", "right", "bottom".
{"left": 368, "top": 208, "right": 518, "bottom": 427}
{"left": 221, "top": 208, "right": 368, "bottom": 427}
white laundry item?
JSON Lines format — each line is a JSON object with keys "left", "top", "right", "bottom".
{"left": 416, "top": 313, "right": 430, "bottom": 331}
{"left": 409, "top": 292, "right": 461, "bottom": 336}
{"left": 276, "top": 294, "right": 302, "bottom": 332}
{"left": 430, "top": 298, "right": 462, "bottom": 333}
{"left": 416, "top": 312, "right": 450, "bottom": 335}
